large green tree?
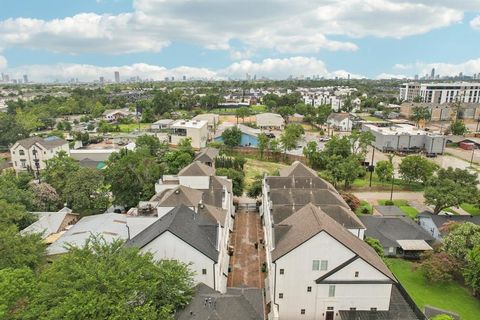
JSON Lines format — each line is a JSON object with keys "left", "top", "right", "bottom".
{"left": 221, "top": 126, "right": 242, "bottom": 149}
{"left": 216, "top": 168, "right": 245, "bottom": 196}
{"left": 21, "top": 237, "right": 194, "bottom": 320}
{"left": 0, "top": 200, "right": 36, "bottom": 231}
{"left": 410, "top": 106, "right": 431, "bottom": 126}
{"left": 64, "top": 168, "right": 110, "bottom": 216}
{"left": 0, "top": 172, "right": 35, "bottom": 211}
{"left": 136, "top": 135, "right": 164, "bottom": 157}
{"left": 375, "top": 160, "right": 394, "bottom": 183}
{"left": 464, "top": 245, "right": 480, "bottom": 296}
{"left": 43, "top": 151, "right": 81, "bottom": 193}
{"left": 443, "top": 222, "right": 480, "bottom": 262}
{"left": 279, "top": 123, "right": 304, "bottom": 157}
{"left": 0, "top": 267, "right": 36, "bottom": 320}
{"left": 399, "top": 155, "right": 438, "bottom": 185}
{"left": 0, "top": 225, "right": 46, "bottom": 270}
{"left": 424, "top": 168, "right": 478, "bottom": 214}
{"left": 105, "top": 149, "right": 163, "bottom": 207}
{"left": 447, "top": 120, "right": 468, "bottom": 136}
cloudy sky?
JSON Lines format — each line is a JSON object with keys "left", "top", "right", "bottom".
{"left": 1, "top": 0, "right": 480, "bottom": 82}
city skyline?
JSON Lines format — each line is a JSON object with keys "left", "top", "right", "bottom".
{"left": 1, "top": 0, "right": 480, "bottom": 82}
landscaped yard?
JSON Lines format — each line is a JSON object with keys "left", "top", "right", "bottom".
{"left": 352, "top": 175, "right": 424, "bottom": 192}
{"left": 386, "top": 258, "right": 480, "bottom": 320}
{"left": 460, "top": 203, "right": 480, "bottom": 216}
{"left": 355, "top": 200, "right": 373, "bottom": 215}
{"left": 118, "top": 123, "right": 152, "bottom": 133}
{"left": 243, "top": 158, "right": 288, "bottom": 188}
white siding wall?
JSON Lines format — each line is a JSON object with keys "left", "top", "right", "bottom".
{"left": 273, "top": 232, "right": 355, "bottom": 320}
{"left": 142, "top": 231, "right": 216, "bottom": 289}
{"left": 11, "top": 143, "right": 70, "bottom": 172}
{"left": 179, "top": 176, "right": 210, "bottom": 189}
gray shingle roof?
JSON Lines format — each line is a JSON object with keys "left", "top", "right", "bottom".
{"left": 272, "top": 203, "right": 395, "bottom": 281}
{"left": 269, "top": 188, "right": 349, "bottom": 208}
{"left": 418, "top": 213, "right": 480, "bottom": 231}
{"left": 279, "top": 161, "right": 318, "bottom": 178}
{"left": 194, "top": 148, "right": 220, "bottom": 164}
{"left": 374, "top": 205, "right": 406, "bottom": 217}
{"left": 266, "top": 176, "right": 335, "bottom": 190}
{"left": 179, "top": 161, "right": 216, "bottom": 177}
{"left": 125, "top": 205, "right": 219, "bottom": 262}
{"left": 327, "top": 112, "right": 350, "bottom": 123}
{"left": 198, "top": 204, "right": 227, "bottom": 227}
{"left": 175, "top": 283, "right": 264, "bottom": 320}
{"left": 152, "top": 185, "right": 203, "bottom": 207}
{"left": 16, "top": 136, "right": 67, "bottom": 150}
{"left": 359, "top": 216, "right": 435, "bottom": 248}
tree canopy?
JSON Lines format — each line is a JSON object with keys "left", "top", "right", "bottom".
{"left": 424, "top": 168, "right": 478, "bottom": 214}
{"left": 221, "top": 126, "right": 242, "bottom": 148}
{"left": 399, "top": 155, "right": 438, "bottom": 185}
{"left": 20, "top": 237, "right": 194, "bottom": 320}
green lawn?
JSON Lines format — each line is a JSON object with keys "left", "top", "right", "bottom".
{"left": 352, "top": 175, "right": 424, "bottom": 192}
{"left": 355, "top": 200, "right": 373, "bottom": 215}
{"left": 243, "top": 158, "right": 288, "bottom": 189}
{"left": 460, "top": 203, "right": 480, "bottom": 216}
{"left": 360, "top": 115, "right": 383, "bottom": 122}
{"left": 398, "top": 206, "right": 419, "bottom": 218}
{"left": 378, "top": 199, "right": 409, "bottom": 206}
{"left": 118, "top": 123, "right": 152, "bottom": 133}
{"left": 444, "top": 207, "right": 460, "bottom": 215}
{"left": 386, "top": 258, "right": 480, "bottom": 320}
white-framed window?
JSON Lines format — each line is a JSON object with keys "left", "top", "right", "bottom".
{"left": 355, "top": 271, "right": 359, "bottom": 278}
{"left": 328, "top": 285, "right": 335, "bottom": 297}
{"left": 20, "top": 159, "right": 27, "bottom": 168}
{"left": 279, "top": 293, "right": 283, "bottom": 299}
{"left": 202, "top": 269, "right": 207, "bottom": 275}
{"left": 300, "top": 309, "right": 305, "bottom": 315}
{"left": 19, "top": 150, "right": 25, "bottom": 156}
{"left": 388, "top": 247, "right": 394, "bottom": 254}
{"left": 312, "top": 260, "right": 320, "bottom": 271}
{"left": 320, "top": 260, "right": 328, "bottom": 271}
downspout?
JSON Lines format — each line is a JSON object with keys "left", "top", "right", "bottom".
{"left": 273, "top": 262, "right": 280, "bottom": 313}
{"left": 213, "top": 262, "right": 217, "bottom": 291}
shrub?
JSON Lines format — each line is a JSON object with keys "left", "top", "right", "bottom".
{"left": 384, "top": 200, "right": 394, "bottom": 206}
{"left": 341, "top": 193, "right": 361, "bottom": 212}
{"left": 418, "top": 251, "right": 461, "bottom": 283}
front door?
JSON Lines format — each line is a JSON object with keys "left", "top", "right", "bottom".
{"left": 325, "top": 311, "right": 334, "bottom": 320}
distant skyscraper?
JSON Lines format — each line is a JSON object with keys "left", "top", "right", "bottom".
{"left": 431, "top": 68, "right": 435, "bottom": 79}
{"left": 182, "top": 75, "right": 186, "bottom": 81}
{"left": 114, "top": 71, "right": 120, "bottom": 83}
{"left": 414, "top": 74, "right": 419, "bottom": 80}
{"left": 99, "top": 76, "right": 105, "bottom": 84}
{"left": 348, "top": 74, "right": 351, "bottom": 80}
{"left": 5, "top": 74, "right": 9, "bottom": 82}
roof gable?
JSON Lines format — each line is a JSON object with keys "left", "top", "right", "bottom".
{"left": 153, "top": 185, "right": 203, "bottom": 207}
{"left": 279, "top": 161, "right": 318, "bottom": 178}
{"left": 272, "top": 203, "right": 395, "bottom": 281}
{"left": 125, "top": 205, "right": 219, "bottom": 262}
{"left": 178, "top": 161, "right": 215, "bottom": 176}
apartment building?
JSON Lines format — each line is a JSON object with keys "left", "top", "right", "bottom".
{"left": 10, "top": 136, "right": 70, "bottom": 172}
{"left": 170, "top": 119, "right": 208, "bottom": 148}
{"left": 400, "top": 82, "right": 480, "bottom": 104}
{"left": 261, "top": 161, "right": 420, "bottom": 320}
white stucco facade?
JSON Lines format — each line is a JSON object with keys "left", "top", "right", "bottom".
{"left": 10, "top": 139, "right": 70, "bottom": 172}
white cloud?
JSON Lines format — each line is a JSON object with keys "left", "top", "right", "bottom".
{"left": 470, "top": 16, "right": 480, "bottom": 31}
{"left": 0, "top": 55, "right": 7, "bottom": 69}
{"left": 2, "top": 56, "right": 363, "bottom": 82}
{"left": 376, "top": 73, "right": 411, "bottom": 79}
{"left": 0, "top": 0, "right": 470, "bottom": 56}
{"left": 390, "top": 58, "right": 480, "bottom": 77}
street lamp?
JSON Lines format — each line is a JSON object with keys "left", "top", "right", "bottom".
{"left": 32, "top": 147, "right": 41, "bottom": 183}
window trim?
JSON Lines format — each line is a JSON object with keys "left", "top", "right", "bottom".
{"left": 328, "top": 285, "right": 335, "bottom": 297}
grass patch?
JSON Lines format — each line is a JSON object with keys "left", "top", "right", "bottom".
{"left": 118, "top": 123, "right": 152, "bottom": 133}
{"left": 355, "top": 200, "right": 373, "bottom": 215}
{"left": 360, "top": 115, "right": 383, "bottom": 122}
{"left": 351, "top": 175, "right": 424, "bottom": 192}
{"left": 243, "top": 158, "right": 288, "bottom": 189}
{"left": 386, "top": 258, "right": 480, "bottom": 320}
{"left": 444, "top": 207, "right": 460, "bottom": 215}
{"left": 460, "top": 203, "right": 480, "bottom": 216}
{"left": 399, "top": 206, "right": 419, "bottom": 218}
{"left": 378, "top": 199, "right": 409, "bottom": 206}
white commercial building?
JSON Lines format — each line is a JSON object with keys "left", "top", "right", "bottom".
{"left": 400, "top": 82, "right": 480, "bottom": 104}
{"left": 10, "top": 136, "right": 70, "bottom": 172}
{"left": 170, "top": 119, "right": 208, "bottom": 148}
{"left": 364, "top": 123, "right": 447, "bottom": 155}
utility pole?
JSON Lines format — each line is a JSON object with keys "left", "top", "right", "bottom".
{"left": 390, "top": 173, "right": 395, "bottom": 201}
{"left": 369, "top": 146, "right": 375, "bottom": 187}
